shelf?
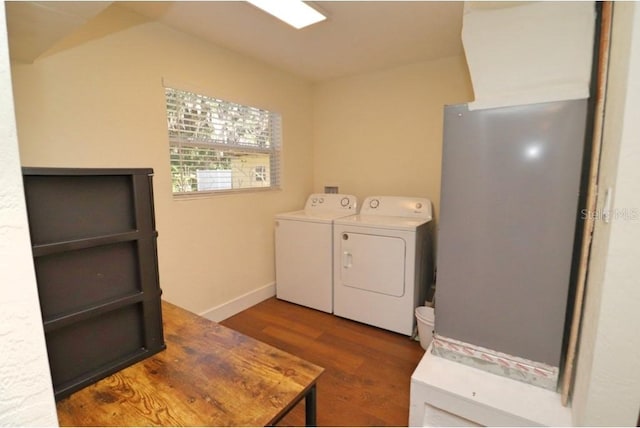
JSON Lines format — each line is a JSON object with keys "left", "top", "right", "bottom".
{"left": 32, "top": 230, "right": 157, "bottom": 257}
{"left": 43, "top": 291, "right": 147, "bottom": 333}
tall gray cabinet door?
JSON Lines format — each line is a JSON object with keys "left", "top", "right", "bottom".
{"left": 434, "top": 100, "right": 587, "bottom": 367}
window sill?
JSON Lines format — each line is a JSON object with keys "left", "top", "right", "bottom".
{"left": 172, "top": 186, "right": 281, "bottom": 200}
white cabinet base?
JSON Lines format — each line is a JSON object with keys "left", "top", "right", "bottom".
{"left": 409, "top": 345, "right": 572, "bottom": 427}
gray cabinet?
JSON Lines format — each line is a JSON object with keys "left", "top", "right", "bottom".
{"left": 435, "top": 100, "right": 588, "bottom": 367}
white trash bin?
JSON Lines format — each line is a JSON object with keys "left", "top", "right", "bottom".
{"left": 415, "top": 306, "right": 435, "bottom": 350}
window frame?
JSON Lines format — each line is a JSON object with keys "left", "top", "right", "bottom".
{"left": 164, "top": 86, "right": 282, "bottom": 197}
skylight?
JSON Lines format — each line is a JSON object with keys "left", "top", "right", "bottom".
{"left": 246, "top": 0, "right": 326, "bottom": 29}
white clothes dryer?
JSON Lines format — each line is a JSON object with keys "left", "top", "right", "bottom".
{"left": 333, "top": 196, "right": 434, "bottom": 335}
{"left": 275, "top": 193, "right": 357, "bottom": 313}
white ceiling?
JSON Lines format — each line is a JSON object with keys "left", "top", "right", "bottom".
{"left": 6, "top": 1, "right": 465, "bottom": 82}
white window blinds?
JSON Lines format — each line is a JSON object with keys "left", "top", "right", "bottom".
{"left": 164, "top": 87, "right": 282, "bottom": 195}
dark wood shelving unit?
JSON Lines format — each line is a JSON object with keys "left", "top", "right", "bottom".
{"left": 22, "top": 167, "right": 165, "bottom": 400}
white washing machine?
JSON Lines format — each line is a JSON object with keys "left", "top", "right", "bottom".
{"left": 275, "top": 193, "right": 357, "bottom": 313}
{"left": 333, "top": 196, "right": 434, "bottom": 335}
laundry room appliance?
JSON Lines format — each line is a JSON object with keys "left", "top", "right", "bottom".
{"left": 435, "top": 100, "right": 588, "bottom": 370}
{"left": 333, "top": 196, "right": 434, "bottom": 335}
{"left": 275, "top": 193, "right": 357, "bottom": 313}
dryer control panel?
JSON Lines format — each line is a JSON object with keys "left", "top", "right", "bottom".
{"left": 304, "top": 193, "right": 358, "bottom": 213}
{"left": 360, "top": 196, "right": 432, "bottom": 219}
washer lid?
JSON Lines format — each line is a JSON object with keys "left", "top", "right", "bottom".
{"left": 275, "top": 193, "right": 358, "bottom": 223}
{"left": 276, "top": 209, "right": 353, "bottom": 223}
{"left": 334, "top": 214, "right": 430, "bottom": 231}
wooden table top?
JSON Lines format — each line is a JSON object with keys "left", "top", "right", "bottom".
{"left": 56, "top": 301, "right": 324, "bottom": 426}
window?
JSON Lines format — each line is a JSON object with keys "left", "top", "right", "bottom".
{"left": 164, "top": 87, "right": 282, "bottom": 195}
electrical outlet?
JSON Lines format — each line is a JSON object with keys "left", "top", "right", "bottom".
{"left": 324, "top": 186, "right": 339, "bottom": 194}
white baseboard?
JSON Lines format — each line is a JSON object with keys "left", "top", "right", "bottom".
{"left": 199, "top": 282, "right": 276, "bottom": 322}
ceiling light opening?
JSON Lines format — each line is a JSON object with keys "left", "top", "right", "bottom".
{"left": 246, "top": 0, "right": 326, "bottom": 29}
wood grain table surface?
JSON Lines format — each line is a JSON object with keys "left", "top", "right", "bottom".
{"left": 56, "top": 301, "right": 324, "bottom": 426}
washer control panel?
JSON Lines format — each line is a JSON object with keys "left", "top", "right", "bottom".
{"left": 360, "top": 196, "right": 432, "bottom": 219}
{"left": 305, "top": 193, "right": 358, "bottom": 213}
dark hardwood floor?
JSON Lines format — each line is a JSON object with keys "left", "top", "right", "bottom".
{"left": 220, "top": 297, "right": 426, "bottom": 427}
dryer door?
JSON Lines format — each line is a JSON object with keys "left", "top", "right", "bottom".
{"left": 339, "top": 232, "right": 406, "bottom": 297}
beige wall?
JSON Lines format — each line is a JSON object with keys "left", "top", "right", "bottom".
{"left": 10, "top": 5, "right": 314, "bottom": 314}
{"left": 312, "top": 56, "right": 473, "bottom": 219}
